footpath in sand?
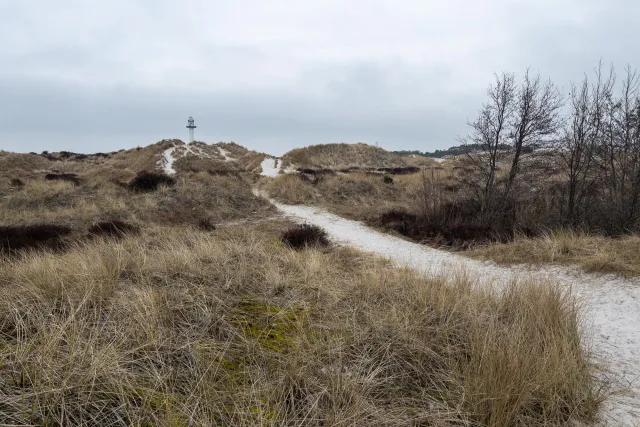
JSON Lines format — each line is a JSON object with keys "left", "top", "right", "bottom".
{"left": 264, "top": 197, "right": 640, "bottom": 427}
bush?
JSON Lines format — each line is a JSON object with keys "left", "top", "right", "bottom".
{"left": 376, "top": 207, "right": 509, "bottom": 248}
{"left": 88, "top": 220, "right": 139, "bottom": 238}
{"left": 45, "top": 173, "right": 82, "bottom": 186}
{"left": 0, "top": 224, "right": 72, "bottom": 253}
{"left": 128, "top": 171, "right": 176, "bottom": 192}
{"left": 10, "top": 178, "right": 24, "bottom": 188}
{"left": 378, "top": 209, "right": 420, "bottom": 237}
{"left": 281, "top": 224, "right": 330, "bottom": 249}
{"left": 196, "top": 218, "right": 216, "bottom": 231}
{"left": 383, "top": 175, "right": 394, "bottom": 184}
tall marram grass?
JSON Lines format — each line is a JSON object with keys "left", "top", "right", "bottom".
{"left": 0, "top": 225, "right": 601, "bottom": 426}
{"left": 469, "top": 229, "right": 640, "bottom": 277}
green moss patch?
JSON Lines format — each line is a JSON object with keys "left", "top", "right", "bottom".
{"left": 233, "top": 298, "right": 308, "bottom": 353}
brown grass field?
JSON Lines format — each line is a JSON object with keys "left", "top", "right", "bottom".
{"left": 0, "top": 222, "right": 601, "bottom": 425}
{"left": 0, "top": 142, "right": 608, "bottom": 425}
{"left": 0, "top": 173, "right": 274, "bottom": 233}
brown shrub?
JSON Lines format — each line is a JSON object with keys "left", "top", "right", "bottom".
{"left": 88, "top": 220, "right": 140, "bottom": 239}
{"left": 281, "top": 224, "right": 330, "bottom": 249}
{"left": 128, "top": 171, "right": 176, "bottom": 192}
{"left": 10, "top": 178, "right": 24, "bottom": 188}
{"left": 45, "top": 173, "right": 82, "bottom": 186}
{"left": 196, "top": 218, "right": 217, "bottom": 231}
{"left": 0, "top": 224, "right": 72, "bottom": 253}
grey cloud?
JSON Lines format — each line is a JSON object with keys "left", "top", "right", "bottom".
{"left": 1, "top": 0, "right": 639, "bottom": 155}
{"left": 0, "top": 69, "right": 469, "bottom": 155}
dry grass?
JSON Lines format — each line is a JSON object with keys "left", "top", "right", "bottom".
{"left": 165, "top": 141, "right": 267, "bottom": 174}
{"left": 282, "top": 143, "right": 410, "bottom": 169}
{"left": 263, "top": 170, "right": 462, "bottom": 224}
{"left": 0, "top": 151, "right": 52, "bottom": 181}
{"left": 0, "top": 173, "right": 274, "bottom": 233}
{"left": 469, "top": 230, "right": 640, "bottom": 277}
{"left": 263, "top": 172, "right": 422, "bottom": 221}
{"left": 173, "top": 155, "right": 238, "bottom": 173}
{"left": 0, "top": 141, "right": 172, "bottom": 185}
{"left": 0, "top": 223, "right": 601, "bottom": 426}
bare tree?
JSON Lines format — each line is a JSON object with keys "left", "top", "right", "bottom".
{"left": 459, "top": 72, "right": 516, "bottom": 210}
{"left": 602, "top": 64, "right": 640, "bottom": 229}
{"left": 455, "top": 62, "right": 640, "bottom": 236}
{"left": 504, "top": 70, "right": 564, "bottom": 199}
{"left": 557, "top": 62, "right": 614, "bottom": 223}
{"left": 460, "top": 70, "right": 562, "bottom": 226}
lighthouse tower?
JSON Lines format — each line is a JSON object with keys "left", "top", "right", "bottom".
{"left": 186, "top": 116, "right": 197, "bottom": 143}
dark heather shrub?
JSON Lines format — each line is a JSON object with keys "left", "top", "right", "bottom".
{"left": 10, "top": 178, "right": 24, "bottom": 188}
{"left": 197, "top": 218, "right": 217, "bottom": 231}
{"left": 128, "top": 171, "right": 176, "bottom": 192}
{"left": 281, "top": 224, "right": 330, "bottom": 250}
{"left": 383, "top": 175, "right": 394, "bottom": 184}
{"left": 44, "top": 173, "right": 82, "bottom": 186}
{"left": 88, "top": 220, "right": 140, "bottom": 238}
{"left": 378, "top": 209, "right": 419, "bottom": 237}
{"left": 0, "top": 224, "right": 72, "bottom": 253}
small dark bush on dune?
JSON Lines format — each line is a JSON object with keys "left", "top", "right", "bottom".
{"left": 296, "top": 168, "right": 336, "bottom": 176}
{"left": 298, "top": 174, "right": 323, "bottom": 185}
{"left": 383, "top": 175, "right": 394, "bottom": 184}
{"left": 378, "top": 209, "right": 419, "bottom": 236}
{"left": 45, "top": 173, "right": 82, "bottom": 186}
{"left": 281, "top": 224, "right": 330, "bottom": 249}
{"left": 196, "top": 218, "right": 216, "bottom": 231}
{"left": 431, "top": 223, "right": 502, "bottom": 249}
{"left": 376, "top": 206, "right": 515, "bottom": 249}
{"left": 0, "top": 224, "right": 72, "bottom": 253}
{"left": 128, "top": 171, "right": 176, "bottom": 192}
{"left": 368, "top": 166, "right": 420, "bottom": 175}
{"left": 88, "top": 220, "right": 139, "bottom": 239}
{"left": 10, "top": 178, "right": 24, "bottom": 188}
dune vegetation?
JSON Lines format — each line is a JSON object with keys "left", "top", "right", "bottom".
{"left": 282, "top": 143, "right": 412, "bottom": 170}
{"left": 0, "top": 222, "right": 601, "bottom": 426}
{"left": 468, "top": 230, "right": 640, "bottom": 277}
{"left": 0, "top": 140, "right": 607, "bottom": 425}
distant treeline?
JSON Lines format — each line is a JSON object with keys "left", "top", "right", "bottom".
{"left": 393, "top": 144, "right": 512, "bottom": 158}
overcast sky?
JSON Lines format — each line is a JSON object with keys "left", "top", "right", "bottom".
{"left": 1, "top": 1, "right": 638, "bottom": 155}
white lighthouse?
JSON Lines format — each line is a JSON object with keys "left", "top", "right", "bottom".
{"left": 186, "top": 116, "right": 197, "bottom": 143}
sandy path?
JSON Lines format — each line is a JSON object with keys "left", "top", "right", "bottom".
{"left": 259, "top": 157, "right": 282, "bottom": 177}
{"left": 158, "top": 145, "right": 177, "bottom": 175}
{"left": 217, "top": 146, "right": 235, "bottom": 162}
{"left": 268, "top": 200, "right": 640, "bottom": 426}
